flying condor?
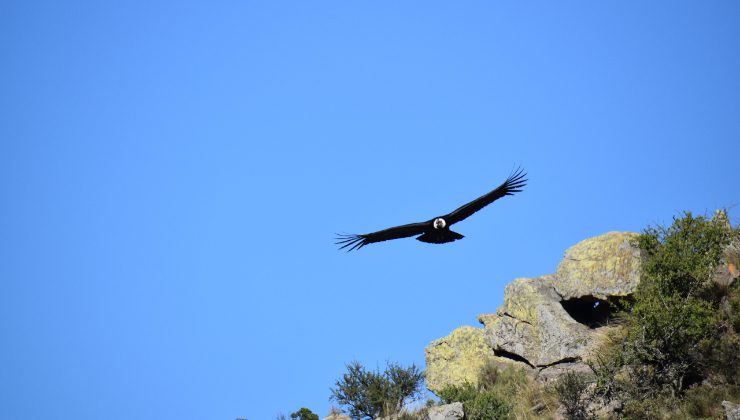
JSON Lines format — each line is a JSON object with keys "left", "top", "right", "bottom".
{"left": 336, "top": 167, "right": 527, "bottom": 251}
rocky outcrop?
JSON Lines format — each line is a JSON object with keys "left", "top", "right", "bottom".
{"left": 426, "top": 231, "right": 642, "bottom": 391}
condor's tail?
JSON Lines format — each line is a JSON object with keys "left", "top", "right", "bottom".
{"left": 416, "top": 229, "right": 464, "bottom": 244}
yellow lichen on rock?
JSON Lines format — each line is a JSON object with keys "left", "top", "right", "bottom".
{"left": 555, "top": 231, "right": 642, "bottom": 300}
{"left": 498, "top": 275, "right": 557, "bottom": 324}
{"left": 424, "top": 326, "right": 494, "bottom": 394}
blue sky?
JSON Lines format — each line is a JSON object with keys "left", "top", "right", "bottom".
{"left": 2, "top": 1, "right": 739, "bottom": 419}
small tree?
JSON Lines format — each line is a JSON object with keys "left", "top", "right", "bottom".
{"left": 290, "top": 407, "right": 318, "bottom": 420}
{"left": 554, "top": 371, "right": 591, "bottom": 420}
{"left": 330, "top": 361, "right": 424, "bottom": 419}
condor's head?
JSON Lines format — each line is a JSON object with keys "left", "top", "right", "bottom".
{"left": 433, "top": 218, "right": 446, "bottom": 229}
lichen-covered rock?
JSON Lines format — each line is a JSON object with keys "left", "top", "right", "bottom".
{"left": 426, "top": 402, "right": 464, "bottom": 420}
{"left": 478, "top": 276, "right": 593, "bottom": 367}
{"left": 715, "top": 241, "right": 739, "bottom": 287}
{"left": 498, "top": 275, "right": 561, "bottom": 322}
{"left": 424, "top": 326, "right": 526, "bottom": 394}
{"left": 424, "top": 326, "right": 494, "bottom": 394}
{"left": 555, "top": 231, "right": 642, "bottom": 300}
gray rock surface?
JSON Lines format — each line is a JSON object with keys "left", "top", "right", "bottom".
{"left": 478, "top": 276, "right": 595, "bottom": 367}
{"left": 426, "top": 402, "right": 464, "bottom": 420}
{"left": 377, "top": 403, "right": 464, "bottom": 420}
{"left": 723, "top": 401, "right": 740, "bottom": 420}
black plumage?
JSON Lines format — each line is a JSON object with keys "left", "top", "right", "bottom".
{"left": 336, "top": 167, "right": 527, "bottom": 251}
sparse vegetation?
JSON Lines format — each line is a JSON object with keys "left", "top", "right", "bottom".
{"left": 437, "top": 360, "right": 557, "bottom": 419}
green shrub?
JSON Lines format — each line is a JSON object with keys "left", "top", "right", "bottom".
{"left": 485, "top": 362, "right": 528, "bottom": 396}
{"left": 464, "top": 391, "right": 512, "bottom": 420}
{"left": 554, "top": 371, "right": 591, "bottom": 420}
{"left": 478, "top": 359, "right": 499, "bottom": 390}
{"left": 330, "top": 361, "right": 424, "bottom": 419}
{"left": 436, "top": 363, "right": 536, "bottom": 419}
{"left": 289, "top": 407, "right": 318, "bottom": 420}
{"left": 438, "top": 381, "right": 478, "bottom": 404}
{"left": 633, "top": 211, "right": 731, "bottom": 298}
{"left": 621, "top": 397, "right": 664, "bottom": 419}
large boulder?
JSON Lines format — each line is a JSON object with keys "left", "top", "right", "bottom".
{"left": 424, "top": 326, "right": 528, "bottom": 394}
{"left": 478, "top": 276, "right": 595, "bottom": 367}
{"left": 424, "top": 326, "right": 494, "bottom": 394}
{"left": 555, "top": 231, "right": 642, "bottom": 300}
{"left": 426, "top": 402, "right": 464, "bottom": 420}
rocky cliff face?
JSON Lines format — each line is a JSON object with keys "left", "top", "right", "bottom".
{"left": 425, "top": 231, "right": 642, "bottom": 395}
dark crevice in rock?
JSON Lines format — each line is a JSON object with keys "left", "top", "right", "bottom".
{"left": 536, "top": 357, "right": 581, "bottom": 369}
{"left": 493, "top": 348, "right": 535, "bottom": 368}
{"left": 502, "top": 312, "right": 532, "bottom": 326}
{"left": 560, "top": 295, "right": 614, "bottom": 328}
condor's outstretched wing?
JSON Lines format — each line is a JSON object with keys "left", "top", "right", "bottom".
{"left": 336, "top": 221, "right": 430, "bottom": 251}
{"left": 443, "top": 167, "right": 527, "bottom": 225}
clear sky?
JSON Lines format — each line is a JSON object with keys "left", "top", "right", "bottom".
{"left": 2, "top": 1, "right": 739, "bottom": 419}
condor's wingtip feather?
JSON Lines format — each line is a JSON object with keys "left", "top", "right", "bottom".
{"left": 506, "top": 166, "right": 528, "bottom": 190}
{"left": 335, "top": 233, "right": 367, "bottom": 252}
{"left": 508, "top": 166, "right": 527, "bottom": 181}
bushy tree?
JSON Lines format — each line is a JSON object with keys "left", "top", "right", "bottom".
{"left": 290, "top": 407, "right": 318, "bottom": 420}
{"left": 624, "top": 212, "right": 732, "bottom": 396}
{"left": 330, "top": 361, "right": 424, "bottom": 419}
{"left": 587, "top": 211, "right": 740, "bottom": 416}
{"left": 554, "top": 371, "right": 591, "bottom": 420}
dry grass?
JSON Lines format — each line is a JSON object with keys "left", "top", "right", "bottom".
{"left": 479, "top": 360, "right": 559, "bottom": 420}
